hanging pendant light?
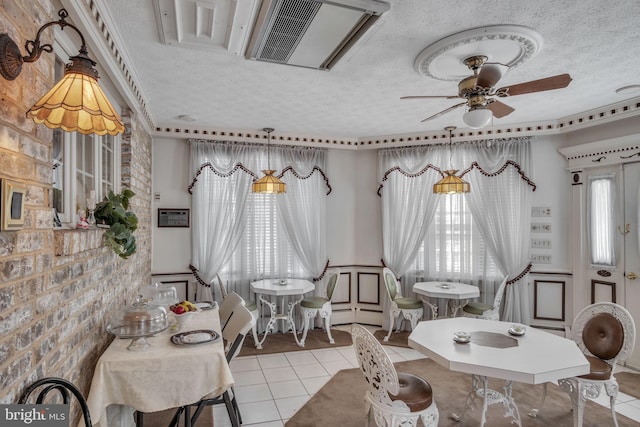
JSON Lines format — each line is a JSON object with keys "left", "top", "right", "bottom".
{"left": 252, "top": 128, "right": 286, "bottom": 194}
{"left": 433, "top": 126, "right": 470, "bottom": 194}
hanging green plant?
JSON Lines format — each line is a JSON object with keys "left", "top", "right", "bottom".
{"left": 94, "top": 189, "right": 138, "bottom": 259}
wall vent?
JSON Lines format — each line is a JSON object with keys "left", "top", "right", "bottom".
{"left": 246, "top": 0, "right": 390, "bottom": 70}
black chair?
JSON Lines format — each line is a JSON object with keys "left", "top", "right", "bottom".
{"left": 18, "top": 377, "right": 92, "bottom": 427}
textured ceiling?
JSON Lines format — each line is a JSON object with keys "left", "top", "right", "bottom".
{"left": 97, "top": 0, "right": 640, "bottom": 139}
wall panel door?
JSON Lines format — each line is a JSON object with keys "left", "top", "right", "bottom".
{"left": 623, "top": 161, "right": 640, "bottom": 369}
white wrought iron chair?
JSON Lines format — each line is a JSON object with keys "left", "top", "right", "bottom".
{"left": 558, "top": 302, "right": 636, "bottom": 427}
{"left": 217, "top": 274, "right": 260, "bottom": 347}
{"left": 299, "top": 268, "right": 341, "bottom": 346}
{"left": 461, "top": 276, "right": 508, "bottom": 320}
{"left": 382, "top": 267, "right": 423, "bottom": 342}
{"left": 351, "top": 324, "right": 438, "bottom": 427}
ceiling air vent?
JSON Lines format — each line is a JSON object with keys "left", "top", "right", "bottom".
{"left": 246, "top": 0, "right": 390, "bottom": 70}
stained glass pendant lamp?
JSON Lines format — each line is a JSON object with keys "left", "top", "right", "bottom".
{"left": 252, "top": 128, "right": 286, "bottom": 194}
{"left": 433, "top": 126, "right": 470, "bottom": 194}
{"left": 0, "top": 9, "right": 124, "bottom": 135}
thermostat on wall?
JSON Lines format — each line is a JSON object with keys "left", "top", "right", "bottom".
{"left": 1, "top": 179, "right": 26, "bottom": 231}
{"left": 158, "top": 208, "right": 190, "bottom": 228}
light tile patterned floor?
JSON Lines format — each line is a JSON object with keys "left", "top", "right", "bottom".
{"left": 210, "top": 324, "right": 640, "bottom": 427}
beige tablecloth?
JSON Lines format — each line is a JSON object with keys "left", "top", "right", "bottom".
{"left": 85, "top": 308, "right": 232, "bottom": 427}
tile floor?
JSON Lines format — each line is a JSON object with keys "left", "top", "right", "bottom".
{"left": 211, "top": 324, "right": 640, "bottom": 427}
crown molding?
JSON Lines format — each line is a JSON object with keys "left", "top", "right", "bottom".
{"left": 64, "top": 0, "right": 640, "bottom": 148}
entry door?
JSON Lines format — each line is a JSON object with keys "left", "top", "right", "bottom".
{"left": 623, "top": 162, "right": 640, "bottom": 369}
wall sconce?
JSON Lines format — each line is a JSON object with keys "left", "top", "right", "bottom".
{"left": 0, "top": 9, "right": 124, "bottom": 135}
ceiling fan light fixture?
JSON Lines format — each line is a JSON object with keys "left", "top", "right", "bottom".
{"left": 463, "top": 107, "right": 493, "bottom": 128}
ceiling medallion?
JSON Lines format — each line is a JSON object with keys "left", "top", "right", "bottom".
{"left": 414, "top": 25, "right": 544, "bottom": 81}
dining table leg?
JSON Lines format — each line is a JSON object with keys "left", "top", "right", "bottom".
{"left": 287, "top": 295, "right": 305, "bottom": 346}
{"left": 255, "top": 294, "right": 306, "bottom": 347}
{"left": 255, "top": 295, "right": 278, "bottom": 349}
{"left": 450, "top": 374, "right": 522, "bottom": 427}
{"left": 419, "top": 297, "right": 439, "bottom": 320}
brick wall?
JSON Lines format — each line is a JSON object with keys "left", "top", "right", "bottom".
{"left": 0, "top": 2, "right": 152, "bottom": 421}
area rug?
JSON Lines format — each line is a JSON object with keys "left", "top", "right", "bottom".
{"left": 286, "top": 358, "right": 637, "bottom": 427}
{"left": 373, "top": 329, "right": 410, "bottom": 348}
{"left": 238, "top": 328, "right": 352, "bottom": 356}
{"left": 617, "top": 371, "right": 640, "bottom": 399}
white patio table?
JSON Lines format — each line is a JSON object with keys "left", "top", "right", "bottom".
{"left": 250, "top": 278, "right": 315, "bottom": 348}
{"left": 408, "top": 317, "right": 589, "bottom": 427}
{"left": 413, "top": 281, "right": 480, "bottom": 319}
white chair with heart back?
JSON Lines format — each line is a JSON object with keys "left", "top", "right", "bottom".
{"left": 299, "top": 268, "right": 341, "bottom": 347}
{"left": 382, "top": 267, "right": 423, "bottom": 342}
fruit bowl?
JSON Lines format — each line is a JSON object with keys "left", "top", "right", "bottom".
{"left": 172, "top": 311, "right": 197, "bottom": 331}
{"left": 169, "top": 301, "right": 200, "bottom": 331}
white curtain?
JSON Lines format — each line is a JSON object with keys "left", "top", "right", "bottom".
{"left": 189, "top": 140, "right": 329, "bottom": 306}
{"left": 379, "top": 145, "right": 457, "bottom": 329}
{"left": 379, "top": 137, "right": 535, "bottom": 325}
{"left": 277, "top": 148, "right": 329, "bottom": 282}
{"left": 189, "top": 141, "right": 256, "bottom": 301}
{"left": 463, "top": 138, "right": 535, "bottom": 323}
{"left": 379, "top": 145, "right": 444, "bottom": 277}
{"left": 587, "top": 173, "right": 617, "bottom": 268}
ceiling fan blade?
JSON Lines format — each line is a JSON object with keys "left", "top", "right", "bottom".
{"left": 401, "top": 95, "right": 459, "bottom": 100}
{"left": 497, "top": 74, "right": 573, "bottom": 97}
{"left": 486, "top": 100, "right": 515, "bottom": 118}
{"left": 476, "top": 63, "right": 508, "bottom": 88}
{"left": 420, "top": 102, "right": 467, "bottom": 122}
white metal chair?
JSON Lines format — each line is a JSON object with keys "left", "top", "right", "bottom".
{"left": 299, "top": 268, "right": 341, "bottom": 346}
{"left": 382, "top": 267, "right": 423, "bottom": 342}
{"left": 173, "top": 303, "right": 255, "bottom": 427}
{"left": 351, "top": 324, "right": 438, "bottom": 427}
{"left": 461, "top": 276, "right": 508, "bottom": 320}
{"left": 217, "top": 274, "right": 260, "bottom": 347}
{"left": 558, "top": 302, "right": 636, "bottom": 427}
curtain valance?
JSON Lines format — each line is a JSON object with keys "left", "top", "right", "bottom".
{"left": 377, "top": 137, "right": 535, "bottom": 195}
{"left": 188, "top": 139, "right": 329, "bottom": 193}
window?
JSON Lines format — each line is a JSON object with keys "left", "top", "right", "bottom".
{"left": 588, "top": 174, "right": 617, "bottom": 268}
{"left": 241, "top": 194, "right": 303, "bottom": 279}
{"left": 411, "top": 193, "right": 499, "bottom": 283}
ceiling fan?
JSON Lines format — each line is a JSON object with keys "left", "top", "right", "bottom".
{"left": 401, "top": 55, "right": 573, "bottom": 128}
